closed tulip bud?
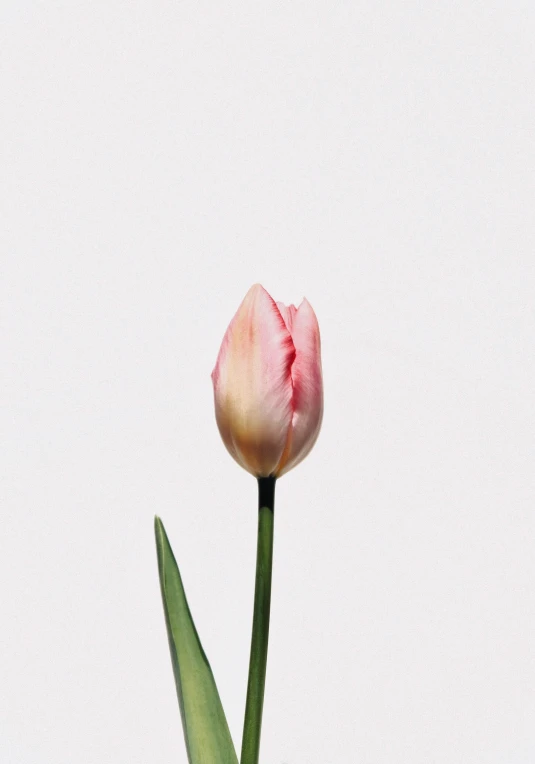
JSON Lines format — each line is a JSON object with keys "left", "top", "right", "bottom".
{"left": 212, "top": 284, "right": 323, "bottom": 478}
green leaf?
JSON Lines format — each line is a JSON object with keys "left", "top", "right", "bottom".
{"left": 155, "top": 516, "right": 238, "bottom": 764}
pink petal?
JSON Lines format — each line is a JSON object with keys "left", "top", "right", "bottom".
{"left": 277, "top": 298, "right": 323, "bottom": 476}
{"left": 212, "top": 284, "right": 295, "bottom": 477}
{"left": 276, "top": 302, "right": 298, "bottom": 334}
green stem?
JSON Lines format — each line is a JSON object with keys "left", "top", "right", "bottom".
{"left": 240, "top": 477, "right": 276, "bottom": 764}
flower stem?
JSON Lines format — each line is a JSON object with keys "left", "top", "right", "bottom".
{"left": 241, "top": 477, "right": 276, "bottom": 764}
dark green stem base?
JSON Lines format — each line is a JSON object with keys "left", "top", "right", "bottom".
{"left": 240, "top": 477, "right": 276, "bottom": 764}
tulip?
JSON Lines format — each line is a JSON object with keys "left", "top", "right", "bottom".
{"left": 212, "top": 283, "right": 323, "bottom": 478}
{"left": 211, "top": 284, "right": 323, "bottom": 764}
{"left": 154, "top": 285, "right": 324, "bottom": 764}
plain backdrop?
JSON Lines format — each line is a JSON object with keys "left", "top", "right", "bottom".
{"left": 1, "top": 2, "right": 534, "bottom": 763}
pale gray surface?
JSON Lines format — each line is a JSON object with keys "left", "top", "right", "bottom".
{"left": 1, "top": 2, "right": 534, "bottom": 763}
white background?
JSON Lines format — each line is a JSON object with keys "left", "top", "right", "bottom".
{"left": 1, "top": 2, "right": 534, "bottom": 763}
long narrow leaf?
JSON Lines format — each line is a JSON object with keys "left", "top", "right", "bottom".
{"left": 155, "top": 516, "right": 238, "bottom": 764}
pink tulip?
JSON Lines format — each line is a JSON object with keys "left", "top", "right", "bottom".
{"left": 212, "top": 284, "right": 323, "bottom": 478}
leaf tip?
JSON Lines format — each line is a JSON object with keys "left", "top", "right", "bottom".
{"left": 154, "top": 516, "right": 167, "bottom": 562}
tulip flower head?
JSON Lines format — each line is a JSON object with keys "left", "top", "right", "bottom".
{"left": 212, "top": 284, "right": 323, "bottom": 478}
